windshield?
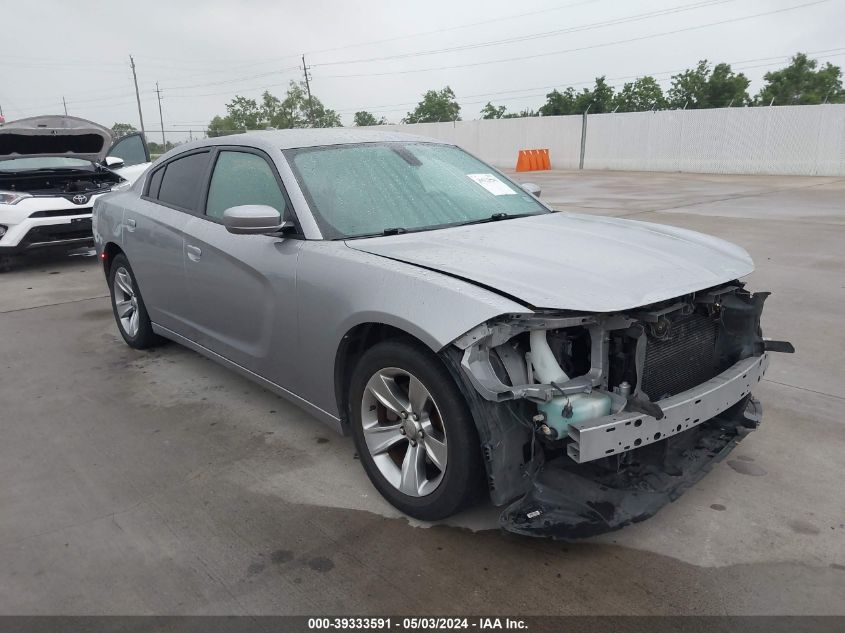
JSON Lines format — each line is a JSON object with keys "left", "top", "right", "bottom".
{"left": 286, "top": 142, "right": 549, "bottom": 239}
{"left": 0, "top": 157, "right": 94, "bottom": 172}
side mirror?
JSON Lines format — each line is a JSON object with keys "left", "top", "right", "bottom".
{"left": 521, "top": 182, "right": 541, "bottom": 198}
{"left": 105, "top": 156, "right": 125, "bottom": 168}
{"left": 222, "top": 204, "right": 291, "bottom": 235}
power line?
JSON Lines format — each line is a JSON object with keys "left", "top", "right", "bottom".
{"left": 304, "top": 0, "right": 600, "bottom": 57}
{"left": 319, "top": 0, "right": 831, "bottom": 79}
{"left": 314, "top": 0, "right": 734, "bottom": 68}
{"left": 163, "top": 66, "right": 299, "bottom": 92}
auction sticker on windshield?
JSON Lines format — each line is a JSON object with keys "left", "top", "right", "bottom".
{"left": 466, "top": 173, "right": 517, "bottom": 196}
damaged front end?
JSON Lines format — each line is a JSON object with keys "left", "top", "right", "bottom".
{"left": 443, "top": 281, "right": 793, "bottom": 538}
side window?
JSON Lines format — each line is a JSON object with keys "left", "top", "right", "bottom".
{"left": 157, "top": 152, "right": 211, "bottom": 211}
{"left": 146, "top": 166, "right": 164, "bottom": 198}
{"left": 205, "top": 151, "right": 286, "bottom": 220}
{"left": 108, "top": 134, "right": 149, "bottom": 167}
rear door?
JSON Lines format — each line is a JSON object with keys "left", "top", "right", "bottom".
{"left": 123, "top": 149, "right": 212, "bottom": 337}
{"left": 181, "top": 147, "right": 303, "bottom": 388}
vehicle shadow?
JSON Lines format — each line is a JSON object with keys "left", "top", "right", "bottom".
{"left": 1, "top": 245, "right": 98, "bottom": 273}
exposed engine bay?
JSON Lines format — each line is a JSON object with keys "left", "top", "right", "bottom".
{"left": 0, "top": 168, "right": 123, "bottom": 197}
{"left": 445, "top": 280, "right": 793, "bottom": 538}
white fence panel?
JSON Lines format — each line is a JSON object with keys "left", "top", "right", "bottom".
{"left": 375, "top": 104, "right": 845, "bottom": 176}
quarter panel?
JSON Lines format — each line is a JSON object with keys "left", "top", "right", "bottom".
{"left": 120, "top": 197, "right": 192, "bottom": 334}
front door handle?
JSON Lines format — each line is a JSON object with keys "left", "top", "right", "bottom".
{"left": 186, "top": 244, "right": 202, "bottom": 262}
{"left": 125, "top": 218, "right": 136, "bottom": 232}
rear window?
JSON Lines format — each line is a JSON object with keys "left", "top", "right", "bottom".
{"left": 156, "top": 151, "right": 210, "bottom": 211}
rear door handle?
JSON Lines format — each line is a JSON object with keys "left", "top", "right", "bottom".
{"left": 186, "top": 244, "right": 202, "bottom": 262}
{"left": 125, "top": 218, "right": 136, "bottom": 232}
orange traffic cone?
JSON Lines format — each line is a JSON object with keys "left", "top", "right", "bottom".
{"left": 515, "top": 150, "right": 530, "bottom": 172}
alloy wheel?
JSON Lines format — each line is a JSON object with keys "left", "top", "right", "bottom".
{"left": 113, "top": 266, "right": 140, "bottom": 338}
{"left": 361, "top": 367, "right": 448, "bottom": 497}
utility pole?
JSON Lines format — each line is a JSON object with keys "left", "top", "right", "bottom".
{"left": 129, "top": 55, "right": 146, "bottom": 137}
{"left": 62, "top": 96, "right": 68, "bottom": 115}
{"left": 301, "top": 54, "right": 315, "bottom": 126}
{"left": 155, "top": 82, "right": 165, "bottom": 147}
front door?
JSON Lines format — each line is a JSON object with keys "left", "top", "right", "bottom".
{"left": 107, "top": 132, "right": 151, "bottom": 182}
{"left": 181, "top": 148, "right": 302, "bottom": 390}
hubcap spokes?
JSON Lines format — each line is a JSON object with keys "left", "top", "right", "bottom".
{"left": 114, "top": 267, "right": 139, "bottom": 337}
{"left": 361, "top": 367, "right": 448, "bottom": 497}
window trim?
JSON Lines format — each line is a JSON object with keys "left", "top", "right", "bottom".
{"left": 198, "top": 145, "right": 303, "bottom": 237}
{"left": 141, "top": 148, "right": 213, "bottom": 215}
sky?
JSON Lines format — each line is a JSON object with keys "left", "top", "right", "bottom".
{"left": 1, "top": 0, "right": 843, "bottom": 142}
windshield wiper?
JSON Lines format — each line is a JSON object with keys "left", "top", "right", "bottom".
{"left": 341, "top": 213, "right": 539, "bottom": 241}
{"left": 341, "top": 226, "right": 411, "bottom": 240}
{"left": 455, "top": 212, "right": 535, "bottom": 227}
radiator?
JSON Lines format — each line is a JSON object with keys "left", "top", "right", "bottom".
{"left": 640, "top": 311, "right": 723, "bottom": 400}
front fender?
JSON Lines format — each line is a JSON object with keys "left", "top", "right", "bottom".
{"left": 293, "top": 241, "right": 529, "bottom": 418}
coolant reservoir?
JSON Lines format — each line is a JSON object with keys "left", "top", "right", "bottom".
{"left": 537, "top": 391, "right": 612, "bottom": 438}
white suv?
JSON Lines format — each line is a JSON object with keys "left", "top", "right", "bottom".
{"left": 0, "top": 115, "right": 151, "bottom": 265}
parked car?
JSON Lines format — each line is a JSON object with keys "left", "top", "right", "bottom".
{"left": 92, "top": 129, "right": 792, "bottom": 538}
{"left": 0, "top": 115, "right": 150, "bottom": 264}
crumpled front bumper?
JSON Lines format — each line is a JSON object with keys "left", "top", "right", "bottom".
{"left": 500, "top": 395, "right": 762, "bottom": 539}
{"left": 568, "top": 352, "right": 769, "bottom": 463}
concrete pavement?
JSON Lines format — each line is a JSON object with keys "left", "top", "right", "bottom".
{"left": 1, "top": 171, "right": 843, "bottom": 614}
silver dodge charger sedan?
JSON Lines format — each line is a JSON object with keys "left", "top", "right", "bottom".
{"left": 93, "top": 129, "right": 792, "bottom": 538}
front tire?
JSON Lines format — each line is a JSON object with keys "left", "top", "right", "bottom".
{"left": 108, "top": 253, "right": 161, "bottom": 349}
{"left": 349, "top": 339, "right": 484, "bottom": 521}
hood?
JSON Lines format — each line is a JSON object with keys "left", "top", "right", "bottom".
{"left": 346, "top": 212, "right": 754, "bottom": 312}
{"left": 0, "top": 115, "right": 113, "bottom": 163}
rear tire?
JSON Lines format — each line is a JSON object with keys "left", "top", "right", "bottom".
{"left": 349, "top": 339, "right": 484, "bottom": 521}
{"left": 108, "top": 253, "right": 161, "bottom": 349}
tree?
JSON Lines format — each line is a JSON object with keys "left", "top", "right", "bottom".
{"left": 612, "top": 76, "right": 666, "bottom": 112}
{"left": 481, "top": 103, "right": 537, "bottom": 119}
{"left": 206, "top": 81, "right": 341, "bottom": 137}
{"left": 755, "top": 53, "right": 844, "bottom": 105}
{"left": 206, "top": 115, "right": 240, "bottom": 138}
{"left": 574, "top": 76, "right": 615, "bottom": 113}
{"left": 480, "top": 102, "right": 507, "bottom": 119}
{"left": 706, "top": 63, "right": 751, "bottom": 107}
{"left": 277, "top": 82, "right": 341, "bottom": 128}
{"left": 353, "top": 111, "right": 386, "bottom": 126}
{"left": 404, "top": 86, "right": 460, "bottom": 123}
{"left": 111, "top": 123, "right": 137, "bottom": 138}
{"left": 667, "top": 61, "right": 709, "bottom": 109}
{"left": 667, "top": 60, "right": 750, "bottom": 109}
{"left": 225, "top": 96, "right": 263, "bottom": 130}
{"left": 503, "top": 108, "right": 538, "bottom": 119}
{"left": 539, "top": 88, "right": 578, "bottom": 116}
{"left": 147, "top": 140, "right": 179, "bottom": 155}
